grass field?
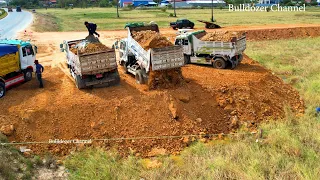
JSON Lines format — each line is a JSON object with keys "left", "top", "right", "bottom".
{"left": 34, "top": 7, "right": 320, "bottom": 31}
{"left": 0, "top": 8, "right": 7, "bottom": 19}
{"left": 64, "top": 37, "right": 320, "bottom": 179}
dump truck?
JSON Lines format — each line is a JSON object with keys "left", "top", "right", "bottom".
{"left": 0, "top": 39, "right": 37, "bottom": 98}
{"left": 175, "top": 29, "right": 246, "bottom": 69}
{"left": 115, "top": 23, "right": 184, "bottom": 84}
{"left": 60, "top": 39, "right": 120, "bottom": 89}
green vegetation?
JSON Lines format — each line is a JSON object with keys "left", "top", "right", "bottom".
{"left": 65, "top": 37, "right": 320, "bottom": 179}
{"left": 34, "top": 7, "right": 320, "bottom": 31}
{"left": 0, "top": 8, "right": 7, "bottom": 19}
{"left": 0, "top": 133, "right": 34, "bottom": 179}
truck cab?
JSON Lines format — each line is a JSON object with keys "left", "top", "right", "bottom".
{"left": 175, "top": 29, "right": 246, "bottom": 69}
{"left": 0, "top": 40, "right": 37, "bottom": 98}
{"left": 16, "top": 6, "right": 21, "bottom": 12}
{"left": 0, "top": 39, "right": 37, "bottom": 71}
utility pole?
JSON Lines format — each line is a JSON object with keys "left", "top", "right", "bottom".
{"left": 116, "top": 0, "right": 119, "bottom": 18}
{"left": 211, "top": 0, "right": 214, "bottom": 22}
{"left": 173, "top": 0, "right": 176, "bottom": 17}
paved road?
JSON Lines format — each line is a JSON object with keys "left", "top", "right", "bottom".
{"left": 0, "top": 8, "right": 33, "bottom": 39}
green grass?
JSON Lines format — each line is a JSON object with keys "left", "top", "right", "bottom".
{"left": 35, "top": 7, "right": 320, "bottom": 31}
{"left": 0, "top": 133, "right": 34, "bottom": 179}
{"left": 64, "top": 37, "right": 320, "bottom": 179}
{"left": 0, "top": 8, "right": 7, "bottom": 19}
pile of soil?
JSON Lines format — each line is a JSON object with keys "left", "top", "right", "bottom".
{"left": 70, "top": 43, "right": 111, "bottom": 55}
{"left": 200, "top": 31, "right": 243, "bottom": 41}
{"left": 148, "top": 68, "right": 184, "bottom": 90}
{"left": 132, "top": 30, "right": 173, "bottom": 50}
{"left": 0, "top": 56, "right": 304, "bottom": 157}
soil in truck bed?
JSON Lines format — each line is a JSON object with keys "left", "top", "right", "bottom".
{"left": 70, "top": 42, "right": 112, "bottom": 55}
{"left": 132, "top": 30, "right": 173, "bottom": 50}
{"left": 199, "top": 31, "right": 244, "bottom": 41}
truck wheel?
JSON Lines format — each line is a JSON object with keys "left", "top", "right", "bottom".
{"left": 238, "top": 54, "right": 243, "bottom": 62}
{"left": 75, "top": 75, "right": 86, "bottom": 89}
{"left": 135, "top": 70, "right": 144, "bottom": 84}
{"left": 123, "top": 63, "right": 129, "bottom": 74}
{"left": 0, "top": 82, "right": 5, "bottom": 98}
{"left": 184, "top": 55, "right": 191, "bottom": 64}
{"left": 24, "top": 69, "right": 33, "bottom": 81}
{"left": 214, "top": 58, "right": 226, "bottom": 69}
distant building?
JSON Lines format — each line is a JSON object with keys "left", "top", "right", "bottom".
{"left": 119, "top": 0, "right": 133, "bottom": 7}
{"left": 119, "top": 0, "right": 156, "bottom": 7}
{"left": 185, "top": 0, "right": 226, "bottom": 7}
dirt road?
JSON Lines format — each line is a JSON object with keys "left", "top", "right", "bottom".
{"left": 0, "top": 25, "right": 311, "bottom": 156}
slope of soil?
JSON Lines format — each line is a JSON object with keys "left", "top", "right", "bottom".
{"left": 207, "top": 25, "right": 320, "bottom": 41}
{"left": 0, "top": 54, "right": 304, "bottom": 157}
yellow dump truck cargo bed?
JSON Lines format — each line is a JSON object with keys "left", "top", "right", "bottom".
{"left": 0, "top": 53, "right": 20, "bottom": 77}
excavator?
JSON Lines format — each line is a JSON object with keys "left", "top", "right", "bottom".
{"left": 197, "top": 20, "right": 221, "bottom": 29}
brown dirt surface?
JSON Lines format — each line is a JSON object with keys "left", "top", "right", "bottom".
{"left": 2, "top": 25, "right": 310, "bottom": 157}
{"left": 132, "top": 30, "right": 173, "bottom": 50}
{"left": 0, "top": 54, "right": 304, "bottom": 157}
{"left": 200, "top": 31, "right": 244, "bottom": 41}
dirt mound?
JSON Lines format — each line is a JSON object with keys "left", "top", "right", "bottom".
{"left": 132, "top": 30, "right": 173, "bottom": 50}
{"left": 148, "top": 68, "right": 184, "bottom": 90}
{"left": 206, "top": 25, "right": 320, "bottom": 41}
{"left": 200, "top": 31, "right": 244, "bottom": 41}
{"left": 0, "top": 56, "right": 304, "bottom": 157}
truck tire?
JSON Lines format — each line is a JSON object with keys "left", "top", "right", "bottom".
{"left": 238, "top": 54, "right": 243, "bottom": 62}
{"left": 75, "top": 75, "right": 86, "bottom": 89}
{"left": 123, "top": 63, "right": 129, "bottom": 74}
{"left": 214, "top": 58, "right": 226, "bottom": 69}
{"left": 184, "top": 55, "right": 191, "bottom": 64}
{"left": 135, "top": 70, "right": 144, "bottom": 84}
{"left": 0, "top": 82, "right": 5, "bottom": 98}
{"left": 24, "top": 69, "right": 33, "bottom": 81}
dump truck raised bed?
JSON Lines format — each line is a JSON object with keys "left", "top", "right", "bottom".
{"left": 60, "top": 39, "right": 120, "bottom": 89}
{"left": 116, "top": 23, "right": 184, "bottom": 84}
{"left": 0, "top": 39, "right": 37, "bottom": 98}
{"left": 175, "top": 29, "right": 246, "bottom": 69}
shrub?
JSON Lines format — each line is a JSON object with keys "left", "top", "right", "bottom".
{"left": 161, "top": 8, "right": 167, "bottom": 12}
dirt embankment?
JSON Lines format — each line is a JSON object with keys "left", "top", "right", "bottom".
{"left": 206, "top": 25, "right": 320, "bottom": 41}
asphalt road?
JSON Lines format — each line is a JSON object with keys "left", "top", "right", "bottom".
{"left": 0, "top": 8, "right": 33, "bottom": 39}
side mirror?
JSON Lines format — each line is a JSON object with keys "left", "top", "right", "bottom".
{"left": 34, "top": 46, "right": 38, "bottom": 53}
{"left": 60, "top": 43, "right": 63, "bottom": 49}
